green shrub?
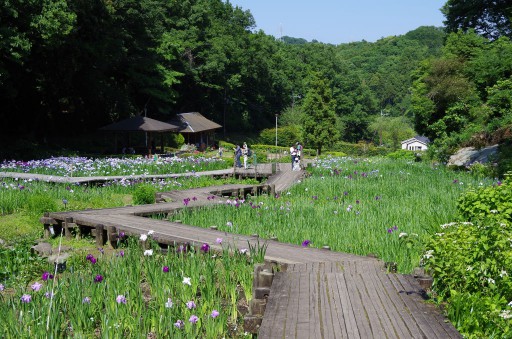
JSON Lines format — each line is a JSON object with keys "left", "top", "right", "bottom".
{"left": 457, "top": 179, "right": 512, "bottom": 223}
{"left": 334, "top": 141, "right": 391, "bottom": 156}
{"left": 467, "top": 162, "right": 497, "bottom": 179}
{"left": 133, "top": 185, "right": 156, "bottom": 205}
{"left": 498, "top": 141, "right": 512, "bottom": 178}
{"left": 319, "top": 151, "right": 347, "bottom": 157}
{"left": 219, "top": 140, "right": 235, "bottom": 149}
{"left": 25, "top": 194, "right": 58, "bottom": 215}
{"left": 386, "top": 149, "right": 418, "bottom": 161}
{"left": 422, "top": 218, "right": 512, "bottom": 338}
{"left": 259, "top": 126, "right": 301, "bottom": 147}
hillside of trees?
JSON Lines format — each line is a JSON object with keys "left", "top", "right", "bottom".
{"left": 1, "top": 0, "right": 511, "bottom": 166}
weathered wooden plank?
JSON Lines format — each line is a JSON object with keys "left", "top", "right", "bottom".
{"left": 258, "top": 272, "right": 292, "bottom": 338}
{"left": 320, "top": 272, "right": 347, "bottom": 338}
{"left": 343, "top": 260, "right": 372, "bottom": 338}
{"left": 400, "top": 274, "right": 461, "bottom": 338}
{"left": 364, "top": 262, "right": 419, "bottom": 338}
{"left": 295, "top": 272, "right": 312, "bottom": 338}
{"left": 358, "top": 260, "right": 405, "bottom": 338}
{"left": 388, "top": 273, "right": 459, "bottom": 339}
{"left": 283, "top": 272, "right": 300, "bottom": 338}
{"left": 308, "top": 268, "right": 321, "bottom": 338}
{"left": 333, "top": 270, "right": 360, "bottom": 338}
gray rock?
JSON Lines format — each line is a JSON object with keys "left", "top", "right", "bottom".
{"left": 31, "top": 242, "right": 53, "bottom": 256}
{"left": 53, "top": 245, "right": 72, "bottom": 253}
{"left": 48, "top": 252, "right": 71, "bottom": 264}
{"left": 448, "top": 144, "right": 499, "bottom": 167}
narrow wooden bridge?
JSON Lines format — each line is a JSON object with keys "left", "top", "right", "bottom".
{"left": 28, "top": 163, "right": 460, "bottom": 338}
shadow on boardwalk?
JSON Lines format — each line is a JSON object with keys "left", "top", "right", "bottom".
{"left": 16, "top": 163, "right": 460, "bottom": 339}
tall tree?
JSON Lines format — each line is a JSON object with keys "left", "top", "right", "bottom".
{"left": 442, "top": 0, "right": 512, "bottom": 40}
{"left": 301, "top": 73, "right": 340, "bottom": 154}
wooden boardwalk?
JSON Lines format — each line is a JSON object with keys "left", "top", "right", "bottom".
{"left": 0, "top": 163, "right": 277, "bottom": 184}
{"left": 30, "top": 163, "right": 460, "bottom": 338}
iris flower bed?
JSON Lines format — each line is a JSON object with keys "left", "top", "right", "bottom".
{"left": 0, "top": 155, "right": 228, "bottom": 177}
{"left": 173, "top": 157, "right": 495, "bottom": 272}
{"left": 0, "top": 235, "right": 260, "bottom": 337}
{"left": 0, "top": 174, "right": 257, "bottom": 241}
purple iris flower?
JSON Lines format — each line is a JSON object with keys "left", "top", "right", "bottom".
{"left": 189, "top": 315, "right": 199, "bottom": 324}
{"left": 302, "top": 240, "right": 311, "bottom": 247}
{"left": 200, "top": 243, "right": 210, "bottom": 253}
{"left": 21, "top": 294, "right": 31, "bottom": 303}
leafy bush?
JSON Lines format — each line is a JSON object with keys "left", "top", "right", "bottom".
{"left": 259, "top": 125, "right": 301, "bottom": 147}
{"left": 422, "top": 218, "right": 512, "bottom": 338}
{"left": 457, "top": 179, "right": 512, "bottom": 223}
{"left": 319, "top": 151, "right": 347, "bottom": 157}
{"left": 133, "top": 185, "right": 156, "bottom": 205}
{"left": 498, "top": 141, "right": 512, "bottom": 177}
{"left": 219, "top": 140, "right": 235, "bottom": 150}
{"left": 386, "top": 149, "right": 418, "bottom": 161}
{"left": 25, "top": 194, "right": 58, "bottom": 216}
{"left": 334, "top": 141, "right": 391, "bottom": 156}
{"left": 467, "top": 162, "right": 497, "bottom": 179}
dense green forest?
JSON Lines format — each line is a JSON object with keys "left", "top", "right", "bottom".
{"left": 1, "top": 0, "right": 511, "bottom": 160}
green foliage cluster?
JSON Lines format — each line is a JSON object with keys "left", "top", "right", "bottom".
{"left": 0, "top": 239, "right": 48, "bottom": 287}
{"left": 411, "top": 29, "right": 512, "bottom": 162}
{"left": 0, "top": 0, "right": 446, "bottom": 156}
{"left": 498, "top": 141, "right": 512, "bottom": 176}
{"left": 259, "top": 126, "right": 301, "bottom": 147}
{"left": 457, "top": 179, "right": 512, "bottom": 223}
{"left": 133, "top": 185, "right": 157, "bottom": 205}
{"left": 386, "top": 149, "right": 419, "bottom": 161}
{"left": 423, "top": 177, "right": 512, "bottom": 337}
{"left": 0, "top": 238, "right": 263, "bottom": 337}
{"left": 423, "top": 219, "right": 512, "bottom": 337}
{"left": 25, "top": 194, "right": 59, "bottom": 217}
{"left": 334, "top": 142, "right": 390, "bottom": 157}
{"left": 178, "top": 157, "right": 491, "bottom": 273}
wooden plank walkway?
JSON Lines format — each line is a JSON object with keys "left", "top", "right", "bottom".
{"left": 31, "top": 163, "right": 460, "bottom": 338}
{"left": 0, "top": 163, "right": 277, "bottom": 184}
{"left": 258, "top": 261, "right": 461, "bottom": 339}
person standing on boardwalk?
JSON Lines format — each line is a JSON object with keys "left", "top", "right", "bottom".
{"left": 234, "top": 144, "right": 242, "bottom": 168}
{"left": 242, "top": 142, "right": 249, "bottom": 169}
{"left": 290, "top": 144, "right": 297, "bottom": 170}
{"left": 296, "top": 142, "right": 302, "bottom": 161}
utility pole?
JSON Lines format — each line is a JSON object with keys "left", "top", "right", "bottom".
{"left": 275, "top": 114, "right": 278, "bottom": 146}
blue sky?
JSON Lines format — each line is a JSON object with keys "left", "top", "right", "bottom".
{"left": 227, "top": 0, "right": 447, "bottom": 44}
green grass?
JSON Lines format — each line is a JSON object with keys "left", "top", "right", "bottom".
{"left": 172, "top": 157, "right": 495, "bottom": 272}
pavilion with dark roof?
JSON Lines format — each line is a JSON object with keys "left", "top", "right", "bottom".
{"left": 99, "top": 115, "right": 179, "bottom": 155}
{"left": 168, "top": 112, "right": 222, "bottom": 150}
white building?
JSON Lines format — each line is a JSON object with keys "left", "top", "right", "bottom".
{"left": 401, "top": 136, "right": 430, "bottom": 151}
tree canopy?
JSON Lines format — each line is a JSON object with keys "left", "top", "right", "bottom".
{"left": 3, "top": 0, "right": 511, "bottom": 163}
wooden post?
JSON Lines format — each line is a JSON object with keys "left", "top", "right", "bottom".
{"left": 270, "top": 184, "right": 276, "bottom": 197}
{"left": 107, "top": 226, "right": 117, "bottom": 248}
{"left": 95, "top": 224, "right": 105, "bottom": 247}
{"left": 64, "top": 217, "right": 73, "bottom": 240}
{"left": 43, "top": 212, "right": 50, "bottom": 239}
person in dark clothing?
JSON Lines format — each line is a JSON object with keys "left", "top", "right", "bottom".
{"left": 234, "top": 145, "right": 242, "bottom": 168}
